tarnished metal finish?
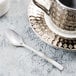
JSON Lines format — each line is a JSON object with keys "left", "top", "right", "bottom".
{"left": 50, "top": 1, "right": 76, "bottom": 31}
{"left": 28, "top": 0, "right": 76, "bottom": 50}
{"left": 33, "top": 0, "right": 76, "bottom": 31}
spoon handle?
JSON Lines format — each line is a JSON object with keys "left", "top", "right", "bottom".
{"left": 23, "top": 44, "right": 63, "bottom": 71}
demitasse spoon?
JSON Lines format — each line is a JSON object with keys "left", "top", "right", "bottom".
{"left": 5, "top": 29, "right": 63, "bottom": 71}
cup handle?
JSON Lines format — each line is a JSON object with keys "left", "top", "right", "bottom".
{"left": 32, "top": 0, "right": 53, "bottom": 15}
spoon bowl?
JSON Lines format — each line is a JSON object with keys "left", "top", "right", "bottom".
{"left": 6, "top": 29, "right": 24, "bottom": 47}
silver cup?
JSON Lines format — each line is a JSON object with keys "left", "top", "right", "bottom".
{"left": 33, "top": 0, "right": 76, "bottom": 38}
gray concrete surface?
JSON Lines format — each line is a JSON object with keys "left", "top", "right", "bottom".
{"left": 0, "top": 0, "right": 76, "bottom": 76}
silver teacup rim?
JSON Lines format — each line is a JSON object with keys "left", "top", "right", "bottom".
{"left": 57, "top": 0, "right": 76, "bottom": 10}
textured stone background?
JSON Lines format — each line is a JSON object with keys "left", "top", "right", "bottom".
{"left": 0, "top": 0, "right": 76, "bottom": 76}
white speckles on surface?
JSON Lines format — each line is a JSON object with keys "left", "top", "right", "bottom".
{"left": 0, "top": 0, "right": 76, "bottom": 76}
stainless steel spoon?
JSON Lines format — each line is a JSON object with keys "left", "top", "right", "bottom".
{"left": 5, "top": 29, "right": 64, "bottom": 71}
